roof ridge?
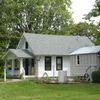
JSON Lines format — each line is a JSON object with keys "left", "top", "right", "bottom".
{"left": 23, "top": 33, "right": 87, "bottom": 38}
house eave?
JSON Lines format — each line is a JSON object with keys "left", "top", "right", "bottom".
{"left": 4, "top": 49, "right": 33, "bottom": 60}
{"left": 33, "top": 53, "right": 70, "bottom": 56}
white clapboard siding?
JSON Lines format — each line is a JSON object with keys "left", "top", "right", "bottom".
{"left": 37, "top": 56, "right": 70, "bottom": 77}
{"left": 70, "top": 54, "right": 100, "bottom": 76}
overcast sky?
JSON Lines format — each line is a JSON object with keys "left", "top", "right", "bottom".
{"left": 71, "top": 0, "right": 95, "bottom": 23}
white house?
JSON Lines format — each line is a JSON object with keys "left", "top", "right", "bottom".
{"left": 4, "top": 33, "right": 100, "bottom": 79}
{"left": 70, "top": 46, "right": 100, "bottom": 80}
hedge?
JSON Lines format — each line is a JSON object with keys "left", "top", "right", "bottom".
{"left": 92, "top": 70, "right": 100, "bottom": 83}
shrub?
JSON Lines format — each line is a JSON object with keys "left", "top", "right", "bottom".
{"left": 0, "top": 66, "right": 4, "bottom": 78}
{"left": 92, "top": 71, "right": 100, "bottom": 83}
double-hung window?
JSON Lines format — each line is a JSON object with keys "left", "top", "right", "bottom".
{"left": 56, "top": 57, "right": 63, "bottom": 70}
{"left": 45, "top": 56, "right": 51, "bottom": 71}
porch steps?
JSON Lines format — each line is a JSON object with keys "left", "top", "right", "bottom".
{"left": 23, "top": 75, "right": 35, "bottom": 79}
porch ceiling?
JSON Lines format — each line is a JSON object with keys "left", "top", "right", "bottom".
{"left": 4, "top": 49, "right": 33, "bottom": 59}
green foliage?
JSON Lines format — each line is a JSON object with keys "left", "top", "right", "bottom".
{"left": 0, "top": 65, "right": 4, "bottom": 78}
{"left": 0, "top": 0, "right": 73, "bottom": 68}
{"left": 94, "top": 24, "right": 100, "bottom": 45}
{"left": 0, "top": 0, "right": 73, "bottom": 35}
{"left": 84, "top": 0, "right": 100, "bottom": 45}
{"left": 0, "top": 81, "right": 100, "bottom": 99}
{"left": 92, "top": 70, "right": 100, "bottom": 83}
{"left": 70, "top": 22, "right": 100, "bottom": 44}
{"left": 85, "top": 0, "right": 100, "bottom": 19}
{"left": 0, "top": 0, "right": 72, "bottom": 48}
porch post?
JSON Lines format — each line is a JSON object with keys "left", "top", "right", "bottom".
{"left": 12, "top": 59, "right": 15, "bottom": 75}
{"left": 19, "top": 58, "right": 23, "bottom": 74}
{"left": 19, "top": 58, "right": 25, "bottom": 79}
{"left": 4, "top": 60, "right": 7, "bottom": 82}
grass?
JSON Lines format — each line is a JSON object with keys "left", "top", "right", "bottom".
{"left": 0, "top": 80, "right": 100, "bottom": 100}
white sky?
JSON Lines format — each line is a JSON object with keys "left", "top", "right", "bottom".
{"left": 71, "top": 0, "right": 95, "bottom": 23}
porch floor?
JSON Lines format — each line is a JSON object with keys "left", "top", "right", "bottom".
{"left": 23, "top": 75, "right": 36, "bottom": 79}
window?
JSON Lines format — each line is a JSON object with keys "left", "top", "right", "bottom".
{"left": 56, "top": 57, "right": 63, "bottom": 70}
{"left": 25, "top": 42, "right": 28, "bottom": 49}
{"left": 45, "top": 56, "right": 51, "bottom": 71}
{"left": 77, "top": 55, "right": 80, "bottom": 64}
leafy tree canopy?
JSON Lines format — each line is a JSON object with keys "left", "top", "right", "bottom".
{"left": 84, "top": 0, "right": 100, "bottom": 45}
{"left": 0, "top": 0, "right": 73, "bottom": 66}
{"left": 1, "top": 0, "right": 73, "bottom": 35}
{"left": 70, "top": 22, "right": 100, "bottom": 45}
{"left": 86, "top": 0, "right": 100, "bottom": 19}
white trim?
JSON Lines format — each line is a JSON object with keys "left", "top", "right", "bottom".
{"left": 16, "top": 34, "right": 24, "bottom": 49}
{"left": 19, "top": 58, "right": 23, "bottom": 74}
{"left": 4, "top": 60, "right": 7, "bottom": 82}
{"left": 12, "top": 59, "right": 15, "bottom": 75}
{"left": 19, "top": 58, "right": 25, "bottom": 78}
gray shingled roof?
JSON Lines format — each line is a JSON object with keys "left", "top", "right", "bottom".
{"left": 23, "top": 33, "right": 94, "bottom": 55}
{"left": 70, "top": 45, "right": 100, "bottom": 55}
{"left": 5, "top": 49, "right": 33, "bottom": 59}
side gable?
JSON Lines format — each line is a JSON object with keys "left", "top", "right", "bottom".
{"left": 16, "top": 34, "right": 33, "bottom": 53}
{"left": 16, "top": 35, "right": 25, "bottom": 49}
{"left": 4, "top": 49, "right": 32, "bottom": 60}
{"left": 23, "top": 33, "right": 94, "bottom": 55}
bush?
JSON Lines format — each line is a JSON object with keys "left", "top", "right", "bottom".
{"left": 92, "top": 71, "right": 100, "bottom": 83}
{"left": 0, "top": 72, "right": 4, "bottom": 78}
{"left": 0, "top": 66, "right": 4, "bottom": 78}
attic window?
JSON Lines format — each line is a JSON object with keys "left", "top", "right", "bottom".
{"left": 25, "top": 42, "right": 28, "bottom": 49}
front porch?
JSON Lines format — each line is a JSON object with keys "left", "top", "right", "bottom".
{"left": 4, "top": 49, "right": 36, "bottom": 81}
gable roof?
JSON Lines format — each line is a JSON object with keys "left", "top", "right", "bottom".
{"left": 4, "top": 49, "right": 32, "bottom": 59}
{"left": 22, "top": 33, "right": 94, "bottom": 56}
{"left": 70, "top": 45, "right": 100, "bottom": 55}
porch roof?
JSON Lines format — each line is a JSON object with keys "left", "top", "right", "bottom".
{"left": 4, "top": 49, "right": 33, "bottom": 59}
{"left": 70, "top": 45, "right": 100, "bottom": 55}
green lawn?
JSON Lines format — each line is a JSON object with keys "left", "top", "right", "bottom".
{"left": 0, "top": 80, "right": 100, "bottom": 100}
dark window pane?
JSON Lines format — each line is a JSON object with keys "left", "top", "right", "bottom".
{"left": 56, "top": 57, "right": 63, "bottom": 70}
{"left": 45, "top": 57, "right": 51, "bottom": 71}
{"left": 25, "top": 42, "right": 28, "bottom": 49}
{"left": 77, "top": 55, "right": 80, "bottom": 64}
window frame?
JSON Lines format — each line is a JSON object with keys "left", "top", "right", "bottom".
{"left": 25, "top": 42, "right": 28, "bottom": 49}
{"left": 45, "top": 56, "right": 51, "bottom": 71}
{"left": 31, "top": 59, "right": 34, "bottom": 67}
{"left": 56, "top": 56, "right": 63, "bottom": 70}
{"left": 77, "top": 55, "right": 80, "bottom": 64}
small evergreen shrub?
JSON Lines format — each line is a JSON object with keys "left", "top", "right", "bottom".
{"left": 92, "top": 71, "right": 100, "bottom": 83}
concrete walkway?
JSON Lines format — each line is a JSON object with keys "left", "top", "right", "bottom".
{"left": 0, "top": 79, "right": 24, "bottom": 83}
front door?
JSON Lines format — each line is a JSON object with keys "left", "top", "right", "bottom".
{"left": 25, "top": 59, "right": 29, "bottom": 75}
{"left": 31, "top": 59, "right": 35, "bottom": 75}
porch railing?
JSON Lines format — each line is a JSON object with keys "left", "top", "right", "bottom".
{"left": 6, "top": 69, "right": 20, "bottom": 76}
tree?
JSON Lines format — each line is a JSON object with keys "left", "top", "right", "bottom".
{"left": 0, "top": 0, "right": 73, "bottom": 67}
{"left": 85, "top": 0, "right": 100, "bottom": 44}
{"left": 70, "top": 22, "right": 99, "bottom": 44}
{"left": 94, "top": 24, "right": 100, "bottom": 45}
{"left": 85, "top": 0, "right": 100, "bottom": 20}
{"left": 1, "top": 0, "right": 73, "bottom": 35}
